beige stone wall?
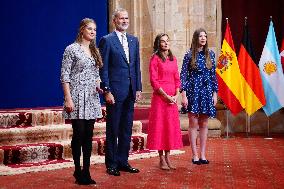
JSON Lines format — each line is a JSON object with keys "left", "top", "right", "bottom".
{"left": 108, "top": 0, "right": 222, "bottom": 98}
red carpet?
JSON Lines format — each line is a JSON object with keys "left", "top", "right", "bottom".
{"left": 1, "top": 136, "right": 284, "bottom": 188}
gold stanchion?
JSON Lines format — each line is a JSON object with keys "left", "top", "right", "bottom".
{"left": 264, "top": 116, "right": 273, "bottom": 140}
{"left": 246, "top": 113, "right": 251, "bottom": 138}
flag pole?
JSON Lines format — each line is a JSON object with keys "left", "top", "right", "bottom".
{"left": 248, "top": 114, "right": 251, "bottom": 137}
{"left": 225, "top": 17, "right": 229, "bottom": 139}
{"left": 245, "top": 113, "right": 248, "bottom": 137}
{"left": 264, "top": 116, "right": 273, "bottom": 140}
{"left": 225, "top": 109, "right": 229, "bottom": 139}
{"left": 267, "top": 116, "right": 270, "bottom": 137}
{"left": 265, "top": 15, "right": 273, "bottom": 140}
{"left": 244, "top": 17, "right": 248, "bottom": 138}
{"left": 245, "top": 113, "right": 251, "bottom": 137}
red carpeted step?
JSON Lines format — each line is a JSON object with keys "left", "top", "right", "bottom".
{"left": 0, "top": 108, "right": 107, "bottom": 129}
{"left": 134, "top": 107, "right": 150, "bottom": 120}
{"left": 0, "top": 110, "right": 64, "bottom": 129}
{"left": 0, "top": 143, "right": 70, "bottom": 167}
{"left": 0, "top": 124, "right": 73, "bottom": 146}
{"left": 0, "top": 134, "right": 149, "bottom": 169}
{"left": 93, "top": 134, "right": 148, "bottom": 155}
{"left": 0, "top": 121, "right": 143, "bottom": 146}
{"left": 134, "top": 107, "right": 150, "bottom": 134}
{"left": 140, "top": 120, "right": 149, "bottom": 133}
{"left": 0, "top": 112, "right": 33, "bottom": 128}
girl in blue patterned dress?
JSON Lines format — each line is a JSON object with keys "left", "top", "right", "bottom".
{"left": 180, "top": 28, "right": 218, "bottom": 165}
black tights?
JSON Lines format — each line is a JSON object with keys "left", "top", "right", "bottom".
{"left": 71, "top": 119, "right": 95, "bottom": 172}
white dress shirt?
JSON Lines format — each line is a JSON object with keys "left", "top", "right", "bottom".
{"left": 115, "top": 30, "right": 129, "bottom": 63}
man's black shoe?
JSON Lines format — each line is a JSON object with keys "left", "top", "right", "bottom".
{"left": 119, "top": 164, "right": 140, "bottom": 173}
{"left": 106, "top": 167, "right": 120, "bottom": 176}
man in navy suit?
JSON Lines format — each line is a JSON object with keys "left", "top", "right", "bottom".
{"left": 99, "top": 8, "right": 142, "bottom": 176}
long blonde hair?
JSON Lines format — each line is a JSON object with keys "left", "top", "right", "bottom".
{"left": 190, "top": 28, "right": 212, "bottom": 69}
{"left": 75, "top": 18, "right": 103, "bottom": 68}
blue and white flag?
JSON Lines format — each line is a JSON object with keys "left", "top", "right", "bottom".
{"left": 259, "top": 20, "right": 284, "bottom": 116}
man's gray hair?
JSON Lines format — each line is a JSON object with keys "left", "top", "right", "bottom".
{"left": 112, "top": 8, "right": 128, "bottom": 20}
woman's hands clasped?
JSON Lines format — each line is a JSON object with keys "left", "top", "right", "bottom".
{"left": 164, "top": 94, "right": 178, "bottom": 104}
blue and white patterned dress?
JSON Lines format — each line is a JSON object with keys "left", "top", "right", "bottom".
{"left": 60, "top": 43, "right": 102, "bottom": 120}
{"left": 180, "top": 50, "right": 218, "bottom": 118}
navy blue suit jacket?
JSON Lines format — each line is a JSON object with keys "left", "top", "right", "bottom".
{"left": 99, "top": 31, "right": 142, "bottom": 101}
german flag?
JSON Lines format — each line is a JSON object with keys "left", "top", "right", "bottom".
{"left": 238, "top": 18, "right": 266, "bottom": 115}
{"left": 216, "top": 20, "right": 245, "bottom": 115}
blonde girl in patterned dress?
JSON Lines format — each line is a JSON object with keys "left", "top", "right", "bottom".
{"left": 180, "top": 28, "right": 218, "bottom": 165}
{"left": 60, "top": 18, "right": 103, "bottom": 185}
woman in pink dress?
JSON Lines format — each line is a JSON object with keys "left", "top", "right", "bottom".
{"left": 147, "top": 33, "right": 183, "bottom": 170}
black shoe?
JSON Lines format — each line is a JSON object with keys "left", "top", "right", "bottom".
{"left": 82, "top": 169, "right": 96, "bottom": 185}
{"left": 106, "top": 167, "right": 120, "bottom": 176}
{"left": 73, "top": 170, "right": 89, "bottom": 185}
{"left": 119, "top": 164, "right": 140, "bottom": 173}
{"left": 86, "top": 178, "right": 96, "bottom": 185}
{"left": 192, "top": 159, "right": 201, "bottom": 165}
{"left": 199, "top": 159, "right": 210, "bottom": 164}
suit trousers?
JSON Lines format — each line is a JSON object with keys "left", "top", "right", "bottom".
{"left": 105, "top": 87, "right": 135, "bottom": 168}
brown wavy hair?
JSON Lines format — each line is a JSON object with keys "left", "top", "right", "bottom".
{"left": 75, "top": 18, "right": 103, "bottom": 68}
{"left": 190, "top": 28, "right": 212, "bottom": 69}
{"left": 153, "top": 33, "right": 174, "bottom": 62}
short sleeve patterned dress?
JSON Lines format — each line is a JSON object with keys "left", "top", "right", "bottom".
{"left": 146, "top": 55, "right": 183, "bottom": 150}
{"left": 180, "top": 50, "right": 218, "bottom": 118}
{"left": 60, "top": 43, "right": 102, "bottom": 120}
